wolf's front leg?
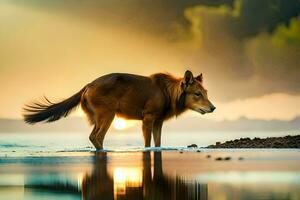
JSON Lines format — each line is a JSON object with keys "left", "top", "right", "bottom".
{"left": 153, "top": 120, "right": 163, "bottom": 147}
{"left": 142, "top": 116, "right": 154, "bottom": 147}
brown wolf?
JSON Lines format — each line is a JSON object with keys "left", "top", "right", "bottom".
{"left": 23, "top": 70, "right": 215, "bottom": 149}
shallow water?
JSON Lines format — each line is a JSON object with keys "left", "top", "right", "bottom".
{"left": 1, "top": 150, "right": 300, "bottom": 200}
{"left": 0, "top": 132, "right": 300, "bottom": 199}
{"left": 0, "top": 131, "right": 299, "bottom": 156}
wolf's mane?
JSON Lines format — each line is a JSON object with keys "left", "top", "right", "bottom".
{"left": 151, "top": 73, "right": 187, "bottom": 119}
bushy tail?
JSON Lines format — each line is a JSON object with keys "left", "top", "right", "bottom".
{"left": 23, "top": 87, "right": 86, "bottom": 124}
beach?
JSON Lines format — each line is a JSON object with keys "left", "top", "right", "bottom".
{"left": 1, "top": 149, "right": 300, "bottom": 200}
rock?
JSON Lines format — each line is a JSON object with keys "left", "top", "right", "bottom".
{"left": 224, "top": 157, "right": 231, "bottom": 161}
{"left": 196, "top": 150, "right": 201, "bottom": 152}
{"left": 238, "top": 157, "right": 244, "bottom": 160}
{"left": 187, "top": 144, "right": 198, "bottom": 148}
{"left": 206, "top": 155, "right": 211, "bottom": 158}
{"left": 215, "top": 157, "right": 223, "bottom": 161}
{"left": 179, "top": 151, "right": 183, "bottom": 154}
{"left": 207, "top": 135, "right": 300, "bottom": 148}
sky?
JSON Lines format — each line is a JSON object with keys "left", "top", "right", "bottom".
{"left": 0, "top": 0, "right": 300, "bottom": 121}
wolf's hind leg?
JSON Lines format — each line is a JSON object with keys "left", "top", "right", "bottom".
{"left": 89, "top": 126, "right": 102, "bottom": 149}
{"left": 94, "top": 113, "right": 115, "bottom": 150}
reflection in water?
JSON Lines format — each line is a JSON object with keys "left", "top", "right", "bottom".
{"left": 1, "top": 151, "right": 300, "bottom": 200}
{"left": 82, "top": 153, "right": 114, "bottom": 200}
{"left": 113, "top": 167, "right": 142, "bottom": 198}
{"left": 82, "top": 152, "right": 207, "bottom": 200}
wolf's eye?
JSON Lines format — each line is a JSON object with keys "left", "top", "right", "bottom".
{"left": 194, "top": 92, "right": 202, "bottom": 97}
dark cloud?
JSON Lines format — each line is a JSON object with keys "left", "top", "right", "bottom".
{"left": 232, "top": 0, "right": 300, "bottom": 38}
{"left": 177, "top": 0, "right": 300, "bottom": 101}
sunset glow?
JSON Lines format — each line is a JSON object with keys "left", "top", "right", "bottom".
{"left": 0, "top": 1, "right": 300, "bottom": 200}
{"left": 113, "top": 118, "right": 127, "bottom": 130}
{"left": 113, "top": 118, "right": 137, "bottom": 130}
{"left": 113, "top": 167, "right": 142, "bottom": 198}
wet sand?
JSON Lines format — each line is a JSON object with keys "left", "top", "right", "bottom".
{"left": 0, "top": 150, "right": 300, "bottom": 200}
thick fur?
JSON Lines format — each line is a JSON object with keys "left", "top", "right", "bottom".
{"left": 23, "top": 72, "right": 215, "bottom": 149}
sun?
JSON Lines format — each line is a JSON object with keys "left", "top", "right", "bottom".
{"left": 113, "top": 118, "right": 128, "bottom": 130}
{"left": 113, "top": 117, "right": 137, "bottom": 130}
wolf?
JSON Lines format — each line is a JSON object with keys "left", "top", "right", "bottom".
{"left": 23, "top": 70, "right": 215, "bottom": 149}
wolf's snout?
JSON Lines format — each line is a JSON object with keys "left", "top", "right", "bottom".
{"left": 210, "top": 105, "right": 216, "bottom": 112}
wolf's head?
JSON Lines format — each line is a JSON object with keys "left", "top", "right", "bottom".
{"left": 180, "top": 70, "right": 216, "bottom": 114}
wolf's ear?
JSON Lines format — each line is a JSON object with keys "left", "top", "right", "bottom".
{"left": 181, "top": 70, "right": 194, "bottom": 89}
{"left": 195, "top": 73, "right": 203, "bottom": 83}
{"left": 183, "top": 70, "right": 194, "bottom": 84}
